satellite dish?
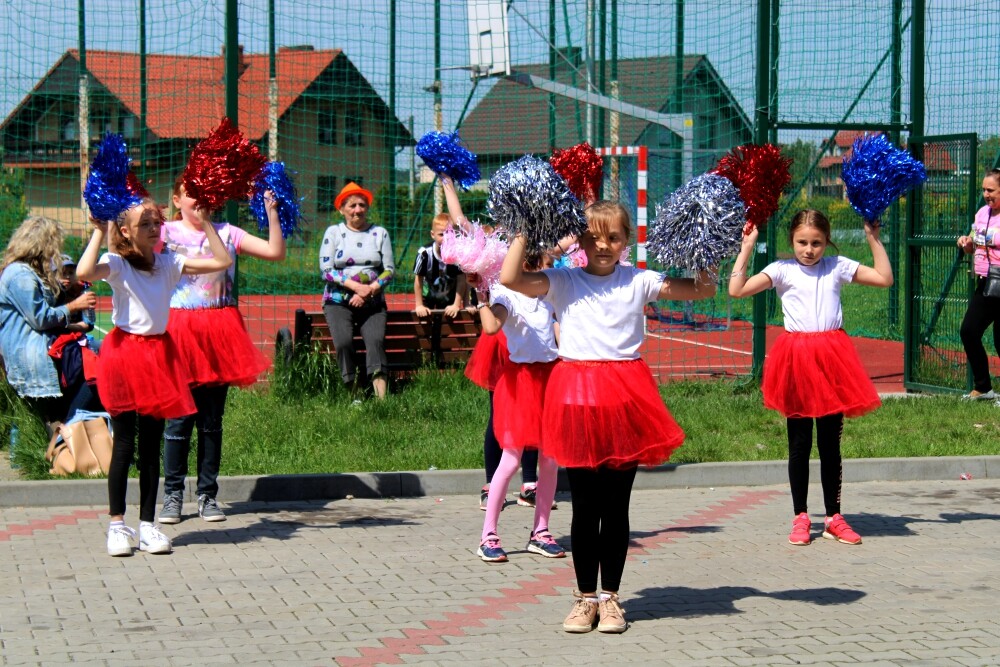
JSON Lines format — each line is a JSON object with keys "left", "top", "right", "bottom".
{"left": 466, "top": 0, "right": 511, "bottom": 79}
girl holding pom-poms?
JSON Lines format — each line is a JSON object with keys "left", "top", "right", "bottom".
{"left": 77, "top": 197, "right": 233, "bottom": 558}
{"left": 729, "top": 211, "right": 893, "bottom": 548}
{"left": 501, "top": 201, "right": 716, "bottom": 634}
{"left": 157, "top": 172, "right": 286, "bottom": 526}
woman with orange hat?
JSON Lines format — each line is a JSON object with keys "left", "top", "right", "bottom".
{"left": 319, "top": 181, "right": 396, "bottom": 399}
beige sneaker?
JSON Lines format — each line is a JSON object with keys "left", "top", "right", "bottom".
{"left": 562, "top": 592, "right": 599, "bottom": 633}
{"left": 597, "top": 593, "right": 628, "bottom": 633}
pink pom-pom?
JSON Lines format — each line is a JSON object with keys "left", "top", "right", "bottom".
{"left": 440, "top": 223, "right": 508, "bottom": 287}
{"left": 182, "top": 118, "right": 266, "bottom": 211}
{"left": 549, "top": 142, "right": 604, "bottom": 204}
{"left": 712, "top": 144, "right": 792, "bottom": 230}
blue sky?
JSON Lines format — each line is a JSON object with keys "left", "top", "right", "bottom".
{"left": 1, "top": 0, "right": 996, "bottom": 148}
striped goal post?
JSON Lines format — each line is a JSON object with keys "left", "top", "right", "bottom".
{"left": 596, "top": 145, "right": 648, "bottom": 269}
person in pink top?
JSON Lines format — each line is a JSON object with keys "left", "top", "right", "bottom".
{"left": 957, "top": 169, "right": 1000, "bottom": 401}
{"left": 157, "top": 174, "right": 285, "bottom": 525}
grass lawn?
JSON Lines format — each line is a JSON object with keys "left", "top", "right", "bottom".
{"left": 5, "top": 365, "right": 999, "bottom": 481}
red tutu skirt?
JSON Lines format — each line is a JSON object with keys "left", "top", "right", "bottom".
{"left": 762, "top": 329, "right": 881, "bottom": 418}
{"left": 463, "top": 329, "right": 509, "bottom": 391}
{"left": 167, "top": 306, "right": 270, "bottom": 387}
{"left": 97, "top": 328, "right": 196, "bottom": 419}
{"left": 541, "top": 358, "right": 684, "bottom": 469}
{"left": 493, "top": 360, "right": 555, "bottom": 451}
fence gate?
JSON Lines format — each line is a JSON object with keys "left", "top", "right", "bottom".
{"left": 904, "top": 133, "right": 979, "bottom": 393}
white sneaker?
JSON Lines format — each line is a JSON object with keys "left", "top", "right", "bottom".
{"left": 138, "top": 522, "right": 172, "bottom": 554}
{"left": 106, "top": 524, "right": 136, "bottom": 557}
{"left": 962, "top": 389, "right": 996, "bottom": 400}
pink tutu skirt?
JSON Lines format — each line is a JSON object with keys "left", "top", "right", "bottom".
{"left": 762, "top": 329, "right": 881, "bottom": 418}
{"left": 97, "top": 328, "right": 196, "bottom": 419}
{"left": 463, "top": 329, "right": 509, "bottom": 391}
{"left": 541, "top": 358, "right": 684, "bottom": 469}
{"left": 493, "top": 360, "right": 555, "bottom": 451}
{"left": 167, "top": 306, "right": 270, "bottom": 387}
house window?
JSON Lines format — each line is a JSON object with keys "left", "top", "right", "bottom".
{"left": 344, "top": 176, "right": 363, "bottom": 188}
{"left": 121, "top": 114, "right": 137, "bottom": 139}
{"left": 317, "top": 176, "right": 337, "bottom": 212}
{"left": 344, "top": 112, "right": 363, "bottom": 146}
{"left": 319, "top": 107, "right": 337, "bottom": 145}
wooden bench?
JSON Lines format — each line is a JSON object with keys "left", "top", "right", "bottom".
{"left": 278, "top": 308, "right": 483, "bottom": 375}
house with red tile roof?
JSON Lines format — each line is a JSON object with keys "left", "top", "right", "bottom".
{"left": 817, "top": 130, "right": 957, "bottom": 199}
{"left": 0, "top": 46, "right": 412, "bottom": 234}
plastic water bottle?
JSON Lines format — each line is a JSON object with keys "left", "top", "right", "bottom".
{"left": 81, "top": 287, "right": 96, "bottom": 327}
{"left": 8, "top": 425, "right": 19, "bottom": 469}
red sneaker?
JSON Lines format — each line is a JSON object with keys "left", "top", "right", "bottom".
{"left": 788, "top": 512, "right": 811, "bottom": 546}
{"left": 823, "top": 513, "right": 862, "bottom": 545}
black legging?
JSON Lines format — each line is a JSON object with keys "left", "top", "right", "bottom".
{"left": 483, "top": 391, "right": 537, "bottom": 485}
{"left": 108, "top": 411, "right": 164, "bottom": 522}
{"left": 960, "top": 278, "right": 1000, "bottom": 393}
{"left": 787, "top": 414, "right": 844, "bottom": 517}
{"left": 566, "top": 465, "right": 638, "bottom": 593}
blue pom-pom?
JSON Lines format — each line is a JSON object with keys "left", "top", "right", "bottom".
{"left": 842, "top": 134, "right": 927, "bottom": 223}
{"left": 648, "top": 173, "right": 745, "bottom": 274}
{"left": 250, "top": 162, "right": 302, "bottom": 239}
{"left": 415, "top": 131, "right": 481, "bottom": 190}
{"left": 487, "top": 155, "right": 586, "bottom": 250}
{"left": 83, "top": 133, "right": 143, "bottom": 221}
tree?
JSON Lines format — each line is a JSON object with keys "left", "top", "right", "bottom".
{"left": 780, "top": 138, "right": 821, "bottom": 199}
{"left": 0, "top": 157, "right": 28, "bottom": 250}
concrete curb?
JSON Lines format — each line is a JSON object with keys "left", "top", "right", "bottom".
{"left": 1, "top": 455, "right": 998, "bottom": 507}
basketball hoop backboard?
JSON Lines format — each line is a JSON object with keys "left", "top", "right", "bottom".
{"left": 467, "top": 0, "right": 511, "bottom": 78}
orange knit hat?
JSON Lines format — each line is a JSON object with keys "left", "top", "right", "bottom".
{"left": 334, "top": 181, "right": 374, "bottom": 210}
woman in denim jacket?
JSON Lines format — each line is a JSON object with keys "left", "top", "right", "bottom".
{"left": 0, "top": 216, "right": 97, "bottom": 422}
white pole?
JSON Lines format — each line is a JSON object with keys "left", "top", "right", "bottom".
{"left": 78, "top": 74, "right": 90, "bottom": 228}
{"left": 585, "top": 0, "right": 595, "bottom": 146}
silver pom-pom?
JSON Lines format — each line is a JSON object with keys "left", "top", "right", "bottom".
{"left": 648, "top": 173, "right": 745, "bottom": 274}
{"left": 487, "top": 155, "right": 586, "bottom": 250}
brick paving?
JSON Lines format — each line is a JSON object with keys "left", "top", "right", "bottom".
{"left": 2, "top": 478, "right": 999, "bottom": 666}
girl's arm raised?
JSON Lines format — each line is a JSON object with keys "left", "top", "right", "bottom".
{"left": 238, "top": 191, "right": 287, "bottom": 261}
{"left": 500, "top": 235, "right": 549, "bottom": 297}
{"left": 441, "top": 175, "right": 471, "bottom": 232}
{"left": 476, "top": 297, "right": 508, "bottom": 335}
{"left": 853, "top": 221, "right": 894, "bottom": 288}
{"left": 728, "top": 225, "right": 772, "bottom": 298}
{"left": 76, "top": 221, "right": 111, "bottom": 283}
{"left": 182, "top": 219, "right": 233, "bottom": 275}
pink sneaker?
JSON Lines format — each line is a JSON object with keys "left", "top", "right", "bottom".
{"left": 823, "top": 514, "right": 862, "bottom": 545}
{"left": 788, "top": 512, "right": 811, "bottom": 546}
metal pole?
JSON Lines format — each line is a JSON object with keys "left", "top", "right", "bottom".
{"left": 904, "top": 0, "right": 925, "bottom": 387}
{"left": 224, "top": 0, "right": 239, "bottom": 228}
{"left": 585, "top": 0, "right": 594, "bottom": 146}
{"left": 608, "top": 0, "right": 618, "bottom": 200}
{"left": 268, "top": 0, "right": 278, "bottom": 161}
{"left": 888, "top": 0, "right": 902, "bottom": 328}
{"left": 78, "top": 0, "right": 89, "bottom": 224}
{"left": 597, "top": 0, "right": 606, "bottom": 147}
{"left": 751, "top": 0, "right": 772, "bottom": 380}
{"left": 548, "top": 0, "right": 556, "bottom": 152}
{"left": 433, "top": 0, "right": 442, "bottom": 215}
{"left": 388, "top": 0, "right": 398, "bottom": 236}
{"left": 765, "top": 0, "right": 778, "bottom": 321}
{"left": 408, "top": 115, "right": 415, "bottom": 203}
{"left": 673, "top": 0, "right": 684, "bottom": 189}
{"left": 139, "top": 0, "right": 146, "bottom": 183}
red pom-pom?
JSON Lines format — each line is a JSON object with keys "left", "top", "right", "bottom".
{"left": 182, "top": 118, "right": 266, "bottom": 211}
{"left": 549, "top": 142, "right": 604, "bottom": 204}
{"left": 712, "top": 144, "right": 792, "bottom": 230}
{"left": 126, "top": 171, "right": 150, "bottom": 198}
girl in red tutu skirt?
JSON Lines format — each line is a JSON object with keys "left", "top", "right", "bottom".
{"left": 474, "top": 252, "right": 564, "bottom": 563}
{"left": 729, "top": 210, "right": 893, "bottom": 547}
{"left": 77, "top": 200, "right": 233, "bottom": 557}
{"left": 158, "top": 176, "right": 285, "bottom": 525}
{"left": 501, "top": 201, "right": 716, "bottom": 634}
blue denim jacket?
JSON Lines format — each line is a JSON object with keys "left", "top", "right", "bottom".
{"left": 0, "top": 262, "right": 70, "bottom": 398}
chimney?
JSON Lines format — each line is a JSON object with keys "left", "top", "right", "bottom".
{"left": 220, "top": 44, "right": 248, "bottom": 77}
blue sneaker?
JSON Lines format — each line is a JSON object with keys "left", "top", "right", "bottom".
{"left": 526, "top": 530, "right": 566, "bottom": 558}
{"left": 477, "top": 533, "right": 508, "bottom": 562}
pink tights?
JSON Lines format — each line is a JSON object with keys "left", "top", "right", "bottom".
{"left": 481, "top": 447, "right": 558, "bottom": 542}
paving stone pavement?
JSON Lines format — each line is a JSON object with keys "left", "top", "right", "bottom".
{"left": 2, "top": 478, "right": 1000, "bottom": 666}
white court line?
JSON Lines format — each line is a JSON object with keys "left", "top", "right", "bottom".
{"left": 646, "top": 330, "right": 753, "bottom": 356}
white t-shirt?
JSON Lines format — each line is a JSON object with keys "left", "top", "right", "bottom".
{"left": 490, "top": 284, "right": 557, "bottom": 364}
{"left": 99, "top": 251, "right": 186, "bottom": 335}
{"left": 542, "top": 265, "right": 663, "bottom": 361}
{"left": 762, "top": 256, "right": 859, "bottom": 333}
